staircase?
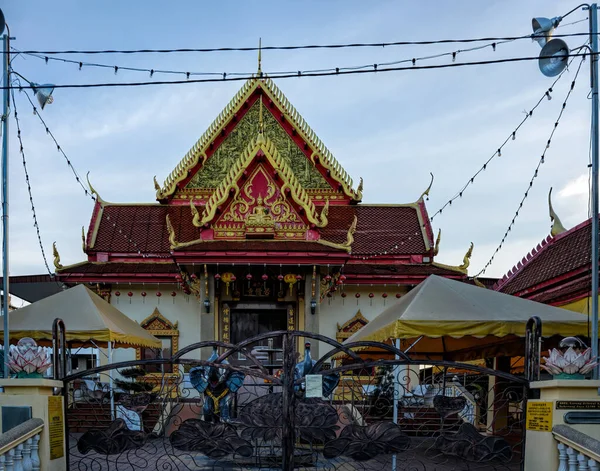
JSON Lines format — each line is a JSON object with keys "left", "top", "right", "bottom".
{"left": 67, "top": 402, "right": 163, "bottom": 434}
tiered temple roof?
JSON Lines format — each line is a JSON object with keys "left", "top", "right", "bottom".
{"left": 53, "top": 74, "right": 470, "bottom": 286}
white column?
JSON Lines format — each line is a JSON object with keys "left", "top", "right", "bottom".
{"left": 30, "top": 435, "right": 39, "bottom": 471}
{"left": 568, "top": 446, "right": 578, "bottom": 471}
{"left": 21, "top": 438, "right": 31, "bottom": 471}
{"left": 13, "top": 444, "right": 22, "bottom": 471}
{"left": 0, "top": 454, "right": 5, "bottom": 471}
{"left": 558, "top": 443, "right": 568, "bottom": 471}
{"left": 589, "top": 459, "right": 599, "bottom": 471}
{"left": 5, "top": 449, "right": 14, "bottom": 471}
{"left": 578, "top": 453, "right": 590, "bottom": 471}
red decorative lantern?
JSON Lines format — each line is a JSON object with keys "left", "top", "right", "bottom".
{"left": 355, "top": 292, "right": 360, "bottom": 305}
{"left": 128, "top": 291, "right": 133, "bottom": 303}
{"left": 246, "top": 274, "right": 253, "bottom": 280}
{"left": 214, "top": 273, "right": 221, "bottom": 280}
{"left": 296, "top": 274, "right": 302, "bottom": 281}
{"left": 214, "top": 273, "right": 221, "bottom": 291}
{"left": 277, "top": 274, "right": 284, "bottom": 281}
{"left": 324, "top": 274, "right": 332, "bottom": 282}
{"left": 171, "top": 291, "right": 177, "bottom": 304}
{"left": 369, "top": 292, "right": 374, "bottom": 305}
{"left": 382, "top": 292, "right": 388, "bottom": 305}
{"left": 141, "top": 291, "right": 147, "bottom": 304}
{"left": 175, "top": 274, "right": 182, "bottom": 282}
{"left": 396, "top": 293, "right": 401, "bottom": 299}
{"left": 231, "top": 275, "right": 237, "bottom": 281}
{"left": 341, "top": 291, "right": 347, "bottom": 305}
{"left": 156, "top": 291, "right": 162, "bottom": 297}
{"left": 141, "top": 291, "right": 146, "bottom": 297}
{"left": 115, "top": 291, "right": 121, "bottom": 297}
{"left": 339, "top": 274, "right": 347, "bottom": 282}
{"left": 190, "top": 273, "right": 198, "bottom": 281}
{"left": 261, "top": 274, "right": 269, "bottom": 281}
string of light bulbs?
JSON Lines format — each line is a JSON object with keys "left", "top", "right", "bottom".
{"left": 10, "top": 89, "right": 56, "bottom": 281}
{"left": 429, "top": 52, "right": 580, "bottom": 221}
{"left": 2, "top": 52, "right": 596, "bottom": 91}
{"left": 13, "top": 35, "right": 519, "bottom": 80}
{"left": 476, "top": 55, "right": 586, "bottom": 276}
{"left": 12, "top": 31, "right": 592, "bottom": 55}
{"left": 15, "top": 84, "right": 188, "bottom": 277}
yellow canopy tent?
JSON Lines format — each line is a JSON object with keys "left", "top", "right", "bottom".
{"left": 0, "top": 284, "right": 160, "bottom": 349}
{"left": 343, "top": 275, "right": 594, "bottom": 361}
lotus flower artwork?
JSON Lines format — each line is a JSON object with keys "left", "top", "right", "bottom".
{"left": 541, "top": 337, "right": 598, "bottom": 379}
{"left": 7, "top": 338, "right": 52, "bottom": 378}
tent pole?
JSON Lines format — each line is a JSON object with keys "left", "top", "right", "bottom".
{"left": 392, "top": 338, "right": 400, "bottom": 471}
{"left": 108, "top": 341, "right": 115, "bottom": 420}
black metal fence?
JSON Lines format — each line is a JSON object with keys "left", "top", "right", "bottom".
{"left": 62, "top": 331, "right": 529, "bottom": 470}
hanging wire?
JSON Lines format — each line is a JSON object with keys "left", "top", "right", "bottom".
{"left": 476, "top": 56, "right": 587, "bottom": 276}
{"left": 430, "top": 53, "right": 580, "bottom": 221}
{"left": 2, "top": 52, "right": 596, "bottom": 91}
{"left": 12, "top": 31, "right": 592, "bottom": 55}
{"left": 10, "top": 88, "right": 57, "bottom": 281}
{"left": 15, "top": 85, "right": 188, "bottom": 278}
{"left": 13, "top": 36, "right": 520, "bottom": 80}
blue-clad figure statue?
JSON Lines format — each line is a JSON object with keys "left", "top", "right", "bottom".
{"left": 189, "top": 347, "right": 245, "bottom": 422}
{"left": 295, "top": 342, "right": 339, "bottom": 397}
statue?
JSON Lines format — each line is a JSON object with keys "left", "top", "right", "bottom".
{"left": 7, "top": 338, "right": 52, "bottom": 378}
{"left": 246, "top": 194, "right": 273, "bottom": 226}
{"left": 542, "top": 337, "right": 598, "bottom": 379}
{"left": 189, "top": 347, "right": 245, "bottom": 422}
{"left": 294, "top": 342, "right": 339, "bottom": 397}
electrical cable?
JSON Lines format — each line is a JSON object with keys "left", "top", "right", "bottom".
{"left": 12, "top": 31, "right": 593, "bottom": 55}
{"left": 10, "top": 89, "right": 57, "bottom": 282}
{"left": 476, "top": 56, "right": 586, "bottom": 276}
{"left": 430, "top": 53, "right": 580, "bottom": 221}
{"left": 2, "top": 52, "right": 596, "bottom": 91}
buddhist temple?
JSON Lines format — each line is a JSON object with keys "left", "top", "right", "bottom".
{"left": 17, "top": 69, "right": 473, "bottom": 360}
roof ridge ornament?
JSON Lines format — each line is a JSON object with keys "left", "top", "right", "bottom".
{"left": 419, "top": 172, "right": 434, "bottom": 202}
{"left": 257, "top": 38, "right": 262, "bottom": 77}
{"left": 473, "top": 277, "right": 486, "bottom": 289}
{"left": 190, "top": 199, "right": 201, "bottom": 227}
{"left": 433, "top": 228, "right": 441, "bottom": 256}
{"left": 548, "top": 187, "right": 567, "bottom": 236}
{"left": 320, "top": 198, "right": 330, "bottom": 226}
{"left": 165, "top": 214, "right": 178, "bottom": 248}
{"left": 316, "top": 214, "right": 357, "bottom": 253}
{"left": 153, "top": 176, "right": 164, "bottom": 200}
{"left": 53, "top": 242, "right": 63, "bottom": 270}
{"left": 355, "top": 177, "right": 363, "bottom": 201}
{"left": 459, "top": 242, "right": 474, "bottom": 273}
{"left": 81, "top": 226, "right": 86, "bottom": 253}
{"left": 86, "top": 172, "right": 103, "bottom": 203}
{"left": 257, "top": 97, "right": 266, "bottom": 144}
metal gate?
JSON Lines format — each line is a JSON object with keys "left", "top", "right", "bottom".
{"left": 62, "top": 331, "right": 528, "bottom": 470}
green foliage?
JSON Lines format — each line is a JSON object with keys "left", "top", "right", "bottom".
{"left": 119, "top": 367, "right": 147, "bottom": 378}
{"left": 114, "top": 378, "right": 155, "bottom": 393}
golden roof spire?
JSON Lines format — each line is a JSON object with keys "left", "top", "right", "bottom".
{"left": 548, "top": 187, "right": 567, "bottom": 236}
{"left": 257, "top": 96, "right": 266, "bottom": 144}
{"left": 433, "top": 228, "right": 441, "bottom": 256}
{"left": 53, "top": 242, "right": 63, "bottom": 270}
{"left": 257, "top": 38, "right": 262, "bottom": 76}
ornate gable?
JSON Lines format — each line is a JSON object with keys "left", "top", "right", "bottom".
{"left": 336, "top": 310, "right": 369, "bottom": 343}
{"left": 157, "top": 78, "right": 361, "bottom": 204}
{"left": 140, "top": 307, "right": 179, "bottom": 334}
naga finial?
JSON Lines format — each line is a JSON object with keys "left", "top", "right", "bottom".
{"left": 53, "top": 242, "right": 63, "bottom": 270}
{"left": 166, "top": 214, "right": 177, "bottom": 247}
{"left": 458, "top": 242, "right": 474, "bottom": 273}
{"left": 433, "top": 228, "right": 441, "bottom": 256}
{"left": 190, "top": 198, "right": 201, "bottom": 227}
{"left": 320, "top": 198, "right": 330, "bottom": 226}
{"left": 548, "top": 187, "right": 567, "bottom": 237}
{"left": 355, "top": 177, "right": 363, "bottom": 201}
{"left": 86, "top": 172, "right": 102, "bottom": 202}
{"left": 346, "top": 215, "right": 358, "bottom": 248}
{"left": 419, "top": 172, "right": 434, "bottom": 201}
{"left": 81, "top": 226, "right": 86, "bottom": 253}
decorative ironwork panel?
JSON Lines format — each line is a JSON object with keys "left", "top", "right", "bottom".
{"left": 63, "top": 331, "right": 528, "bottom": 470}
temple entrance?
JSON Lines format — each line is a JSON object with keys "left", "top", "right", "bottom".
{"left": 230, "top": 308, "right": 287, "bottom": 349}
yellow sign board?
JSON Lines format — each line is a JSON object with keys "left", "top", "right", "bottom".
{"left": 526, "top": 401, "right": 553, "bottom": 432}
{"left": 48, "top": 396, "right": 64, "bottom": 460}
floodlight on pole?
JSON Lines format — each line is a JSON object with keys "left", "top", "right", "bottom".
{"left": 533, "top": 4, "right": 599, "bottom": 380}
{"left": 29, "top": 83, "right": 55, "bottom": 109}
{"left": 532, "top": 16, "right": 563, "bottom": 47}
{"left": 538, "top": 39, "right": 570, "bottom": 77}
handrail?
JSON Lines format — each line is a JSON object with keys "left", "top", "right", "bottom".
{"left": 553, "top": 424, "right": 600, "bottom": 468}
{"left": 0, "top": 418, "right": 43, "bottom": 470}
{"left": 0, "top": 419, "right": 43, "bottom": 456}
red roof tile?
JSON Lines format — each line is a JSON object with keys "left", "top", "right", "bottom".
{"left": 58, "top": 262, "right": 179, "bottom": 275}
{"left": 495, "top": 218, "right": 594, "bottom": 296}
{"left": 343, "top": 264, "right": 464, "bottom": 277}
{"left": 88, "top": 203, "right": 429, "bottom": 256}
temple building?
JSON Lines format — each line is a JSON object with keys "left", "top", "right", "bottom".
{"left": 494, "top": 189, "right": 597, "bottom": 314}
{"left": 40, "top": 71, "right": 474, "bottom": 361}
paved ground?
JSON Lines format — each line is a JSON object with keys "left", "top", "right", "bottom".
{"left": 68, "top": 436, "right": 522, "bottom": 470}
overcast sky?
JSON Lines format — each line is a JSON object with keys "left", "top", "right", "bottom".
{"left": 0, "top": 0, "right": 594, "bottom": 282}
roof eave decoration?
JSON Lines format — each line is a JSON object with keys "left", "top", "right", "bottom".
{"left": 433, "top": 229, "right": 441, "bottom": 256}
{"left": 473, "top": 277, "right": 487, "bottom": 288}
{"left": 53, "top": 242, "right": 63, "bottom": 271}
{"left": 549, "top": 187, "right": 567, "bottom": 237}
{"left": 432, "top": 242, "right": 473, "bottom": 275}
{"left": 86, "top": 172, "right": 104, "bottom": 203}
{"left": 317, "top": 215, "right": 357, "bottom": 253}
{"left": 165, "top": 214, "right": 178, "bottom": 249}
{"left": 418, "top": 172, "right": 434, "bottom": 202}
{"left": 157, "top": 77, "right": 361, "bottom": 201}
{"left": 194, "top": 136, "right": 326, "bottom": 229}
